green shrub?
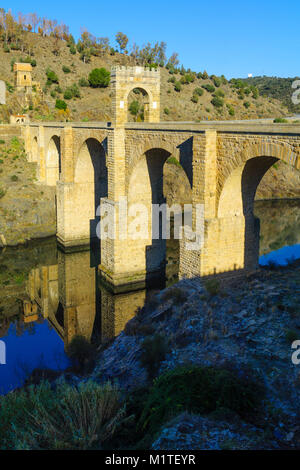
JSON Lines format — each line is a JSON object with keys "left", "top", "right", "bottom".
{"left": 78, "top": 77, "right": 89, "bottom": 87}
{"left": 273, "top": 118, "right": 288, "bottom": 123}
{"left": 212, "top": 76, "right": 221, "bottom": 87}
{"left": 129, "top": 100, "right": 139, "bottom": 117}
{"left": 55, "top": 99, "right": 67, "bottom": 111}
{"left": 140, "top": 334, "right": 169, "bottom": 379}
{"left": 243, "top": 101, "right": 251, "bottom": 109}
{"left": 64, "top": 89, "right": 72, "bottom": 100}
{"left": 10, "top": 175, "right": 18, "bottom": 182}
{"left": 50, "top": 90, "right": 56, "bottom": 98}
{"left": 62, "top": 65, "right": 71, "bottom": 74}
{"left": 0, "top": 187, "right": 6, "bottom": 199}
{"left": 161, "top": 286, "right": 187, "bottom": 305}
{"left": 191, "top": 94, "right": 198, "bottom": 103}
{"left": 46, "top": 68, "right": 59, "bottom": 85}
{"left": 164, "top": 107, "right": 170, "bottom": 115}
{"left": 88, "top": 68, "right": 110, "bottom": 88}
{"left": 211, "top": 96, "right": 224, "bottom": 108}
{"left": 70, "top": 45, "right": 76, "bottom": 55}
{"left": 194, "top": 87, "right": 204, "bottom": 96}
{"left": 227, "top": 105, "right": 235, "bottom": 116}
{"left": 0, "top": 380, "right": 126, "bottom": 450}
{"left": 205, "top": 279, "right": 220, "bottom": 296}
{"left": 166, "top": 156, "right": 182, "bottom": 168}
{"left": 174, "top": 81, "right": 182, "bottom": 92}
{"left": 139, "top": 366, "right": 264, "bottom": 434}
{"left": 202, "top": 83, "right": 215, "bottom": 93}
{"left": 215, "top": 89, "right": 225, "bottom": 98}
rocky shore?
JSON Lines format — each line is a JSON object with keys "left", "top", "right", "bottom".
{"left": 90, "top": 261, "right": 300, "bottom": 449}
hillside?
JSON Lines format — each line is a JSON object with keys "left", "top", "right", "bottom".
{"left": 241, "top": 76, "right": 300, "bottom": 114}
{"left": 0, "top": 32, "right": 289, "bottom": 123}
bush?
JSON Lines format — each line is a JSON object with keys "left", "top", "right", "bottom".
{"left": 243, "top": 101, "right": 250, "bottom": 109}
{"left": 212, "top": 76, "right": 221, "bottom": 87}
{"left": 202, "top": 83, "right": 215, "bottom": 93}
{"left": 273, "top": 118, "right": 288, "bottom": 123}
{"left": 164, "top": 107, "right": 170, "bottom": 115}
{"left": 205, "top": 279, "right": 220, "bottom": 296}
{"left": 46, "top": 68, "right": 59, "bottom": 85}
{"left": 70, "top": 45, "right": 76, "bottom": 55}
{"left": 78, "top": 77, "right": 89, "bottom": 87}
{"left": 62, "top": 65, "right": 71, "bottom": 74}
{"left": 64, "top": 89, "right": 72, "bottom": 100}
{"left": 140, "top": 334, "right": 169, "bottom": 379}
{"left": 0, "top": 380, "right": 126, "bottom": 449}
{"left": 174, "top": 81, "right": 182, "bottom": 92}
{"left": 129, "top": 100, "right": 139, "bottom": 117}
{"left": 161, "top": 286, "right": 187, "bottom": 305}
{"left": 215, "top": 89, "right": 225, "bottom": 98}
{"left": 88, "top": 68, "right": 110, "bottom": 88}
{"left": 10, "top": 175, "right": 18, "bottom": 182}
{"left": 227, "top": 105, "right": 235, "bottom": 116}
{"left": 55, "top": 99, "right": 67, "bottom": 111}
{"left": 211, "top": 96, "right": 224, "bottom": 108}
{"left": 139, "top": 366, "right": 264, "bottom": 434}
{"left": 194, "top": 87, "right": 204, "bottom": 96}
{"left": 0, "top": 187, "right": 6, "bottom": 199}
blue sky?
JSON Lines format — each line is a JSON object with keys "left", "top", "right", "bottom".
{"left": 2, "top": 0, "right": 299, "bottom": 78}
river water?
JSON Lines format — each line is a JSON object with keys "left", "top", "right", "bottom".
{"left": 0, "top": 199, "right": 299, "bottom": 394}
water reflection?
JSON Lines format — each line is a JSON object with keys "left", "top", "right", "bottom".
{"left": 26, "top": 249, "right": 147, "bottom": 348}
{"left": 0, "top": 199, "right": 299, "bottom": 393}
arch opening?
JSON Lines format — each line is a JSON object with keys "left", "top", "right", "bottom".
{"left": 127, "top": 87, "right": 150, "bottom": 122}
{"left": 46, "top": 136, "right": 61, "bottom": 186}
{"left": 74, "top": 138, "right": 108, "bottom": 246}
{"left": 216, "top": 154, "right": 299, "bottom": 275}
{"left": 127, "top": 148, "right": 192, "bottom": 285}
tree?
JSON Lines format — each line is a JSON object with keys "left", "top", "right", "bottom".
{"left": 167, "top": 52, "right": 179, "bottom": 68}
{"left": 29, "top": 13, "right": 40, "bottom": 32}
{"left": 116, "top": 32, "right": 128, "bottom": 53}
{"left": 88, "top": 68, "right": 110, "bottom": 88}
{"left": 55, "top": 99, "right": 67, "bottom": 111}
{"left": 129, "top": 100, "right": 139, "bottom": 118}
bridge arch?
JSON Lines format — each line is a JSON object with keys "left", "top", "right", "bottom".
{"left": 74, "top": 138, "right": 108, "bottom": 242}
{"left": 213, "top": 141, "right": 300, "bottom": 275}
{"left": 126, "top": 85, "right": 153, "bottom": 122}
{"left": 217, "top": 141, "right": 298, "bottom": 217}
{"left": 46, "top": 135, "right": 61, "bottom": 186}
{"left": 126, "top": 146, "right": 192, "bottom": 280}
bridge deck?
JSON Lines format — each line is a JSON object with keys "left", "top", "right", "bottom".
{"left": 26, "top": 120, "right": 300, "bottom": 135}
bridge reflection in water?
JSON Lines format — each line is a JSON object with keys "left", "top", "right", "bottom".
{"left": 24, "top": 246, "right": 151, "bottom": 349}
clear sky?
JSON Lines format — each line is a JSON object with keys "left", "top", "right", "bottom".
{"left": 2, "top": 0, "right": 299, "bottom": 78}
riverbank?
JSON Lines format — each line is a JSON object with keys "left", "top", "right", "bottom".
{"left": 0, "top": 136, "right": 56, "bottom": 247}
{"left": 1, "top": 260, "right": 299, "bottom": 450}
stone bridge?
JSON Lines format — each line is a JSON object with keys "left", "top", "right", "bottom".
{"left": 21, "top": 66, "right": 300, "bottom": 289}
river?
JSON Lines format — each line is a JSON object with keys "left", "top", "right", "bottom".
{"left": 0, "top": 199, "right": 299, "bottom": 394}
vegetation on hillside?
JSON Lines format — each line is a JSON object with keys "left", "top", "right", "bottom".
{"left": 240, "top": 76, "right": 300, "bottom": 114}
{"left": 0, "top": 7, "right": 290, "bottom": 122}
